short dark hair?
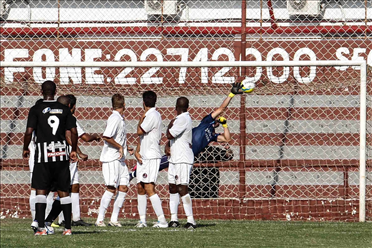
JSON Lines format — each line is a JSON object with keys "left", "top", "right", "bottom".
{"left": 143, "top": 90, "right": 157, "bottom": 107}
{"left": 65, "top": 94, "right": 77, "bottom": 109}
{"left": 176, "top": 97, "right": 189, "bottom": 112}
{"left": 41, "top": 80, "right": 56, "bottom": 96}
{"left": 112, "top": 94, "right": 125, "bottom": 109}
{"left": 57, "top": 95, "right": 70, "bottom": 107}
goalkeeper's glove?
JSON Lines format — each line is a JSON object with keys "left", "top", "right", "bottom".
{"left": 218, "top": 116, "right": 228, "bottom": 128}
{"left": 229, "top": 82, "right": 243, "bottom": 98}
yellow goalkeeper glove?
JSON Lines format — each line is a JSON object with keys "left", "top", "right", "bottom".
{"left": 218, "top": 117, "right": 228, "bottom": 128}
{"left": 229, "top": 82, "right": 243, "bottom": 98}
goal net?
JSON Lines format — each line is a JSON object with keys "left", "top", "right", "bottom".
{"left": 0, "top": 60, "right": 370, "bottom": 222}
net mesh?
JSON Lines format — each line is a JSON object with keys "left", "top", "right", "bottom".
{"left": 1, "top": 0, "right": 371, "bottom": 221}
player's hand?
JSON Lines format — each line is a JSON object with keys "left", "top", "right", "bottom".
{"left": 93, "top": 134, "right": 101, "bottom": 142}
{"left": 79, "top": 153, "right": 88, "bottom": 161}
{"left": 135, "top": 151, "right": 143, "bottom": 164}
{"left": 70, "top": 151, "right": 78, "bottom": 163}
{"left": 164, "top": 144, "right": 171, "bottom": 156}
{"left": 118, "top": 146, "right": 124, "bottom": 160}
{"left": 230, "top": 82, "right": 243, "bottom": 96}
{"left": 127, "top": 146, "right": 134, "bottom": 155}
{"left": 23, "top": 149, "right": 30, "bottom": 159}
{"left": 218, "top": 116, "right": 228, "bottom": 128}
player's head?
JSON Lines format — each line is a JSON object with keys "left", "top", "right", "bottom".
{"left": 65, "top": 94, "right": 77, "bottom": 114}
{"left": 176, "top": 96, "right": 189, "bottom": 113}
{"left": 57, "top": 95, "right": 70, "bottom": 107}
{"left": 41, "top": 80, "right": 56, "bottom": 97}
{"left": 112, "top": 93, "right": 125, "bottom": 110}
{"left": 143, "top": 90, "right": 157, "bottom": 108}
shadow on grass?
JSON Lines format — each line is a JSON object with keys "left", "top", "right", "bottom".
{"left": 196, "top": 223, "right": 216, "bottom": 228}
{"left": 71, "top": 231, "right": 101, "bottom": 235}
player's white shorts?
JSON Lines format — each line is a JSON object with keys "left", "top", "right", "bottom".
{"left": 168, "top": 163, "right": 193, "bottom": 185}
{"left": 102, "top": 160, "right": 129, "bottom": 188}
{"left": 70, "top": 161, "right": 79, "bottom": 185}
{"left": 137, "top": 158, "right": 161, "bottom": 183}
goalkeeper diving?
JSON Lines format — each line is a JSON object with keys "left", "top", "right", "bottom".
{"left": 130, "top": 81, "right": 245, "bottom": 181}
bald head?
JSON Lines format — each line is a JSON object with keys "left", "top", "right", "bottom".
{"left": 41, "top": 80, "right": 56, "bottom": 97}
{"left": 57, "top": 95, "right": 70, "bottom": 107}
{"left": 176, "top": 97, "right": 189, "bottom": 113}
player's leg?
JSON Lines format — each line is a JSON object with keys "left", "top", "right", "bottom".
{"left": 29, "top": 187, "right": 38, "bottom": 231}
{"left": 96, "top": 161, "right": 116, "bottom": 226}
{"left": 56, "top": 161, "right": 73, "bottom": 235}
{"left": 179, "top": 164, "right": 196, "bottom": 229}
{"left": 136, "top": 182, "right": 148, "bottom": 227}
{"left": 109, "top": 161, "right": 128, "bottom": 227}
{"left": 168, "top": 162, "right": 180, "bottom": 227}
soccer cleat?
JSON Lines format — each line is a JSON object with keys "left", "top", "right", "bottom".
{"left": 168, "top": 221, "right": 180, "bottom": 228}
{"left": 62, "top": 229, "right": 72, "bottom": 236}
{"left": 31, "top": 220, "right": 38, "bottom": 233}
{"left": 108, "top": 221, "right": 122, "bottom": 227}
{"left": 152, "top": 221, "right": 168, "bottom": 228}
{"left": 44, "top": 223, "right": 55, "bottom": 235}
{"left": 135, "top": 221, "right": 147, "bottom": 228}
{"left": 184, "top": 222, "right": 197, "bottom": 230}
{"left": 51, "top": 222, "right": 60, "bottom": 228}
{"left": 34, "top": 228, "right": 47, "bottom": 236}
{"left": 95, "top": 221, "right": 106, "bottom": 227}
{"left": 72, "top": 219, "right": 92, "bottom": 227}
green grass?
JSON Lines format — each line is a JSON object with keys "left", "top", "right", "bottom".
{"left": 0, "top": 218, "right": 371, "bottom": 248}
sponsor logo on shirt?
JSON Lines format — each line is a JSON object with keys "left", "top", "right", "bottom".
{"left": 50, "top": 109, "right": 63, "bottom": 114}
{"left": 47, "top": 143, "right": 66, "bottom": 150}
{"left": 47, "top": 151, "right": 66, "bottom": 157}
{"left": 42, "top": 107, "right": 51, "bottom": 114}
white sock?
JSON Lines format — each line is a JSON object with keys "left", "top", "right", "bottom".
{"left": 110, "top": 191, "right": 126, "bottom": 223}
{"left": 169, "top": 193, "right": 180, "bottom": 222}
{"left": 181, "top": 194, "right": 195, "bottom": 225}
{"left": 30, "top": 190, "right": 36, "bottom": 220}
{"left": 71, "top": 193, "right": 80, "bottom": 222}
{"left": 45, "top": 192, "right": 54, "bottom": 216}
{"left": 137, "top": 194, "right": 147, "bottom": 223}
{"left": 97, "top": 191, "right": 114, "bottom": 222}
{"left": 58, "top": 211, "right": 65, "bottom": 224}
{"left": 149, "top": 194, "right": 166, "bottom": 223}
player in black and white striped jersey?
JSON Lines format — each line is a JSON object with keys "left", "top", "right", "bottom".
{"left": 23, "top": 80, "right": 78, "bottom": 236}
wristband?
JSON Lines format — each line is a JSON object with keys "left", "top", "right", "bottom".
{"left": 228, "top": 92, "right": 235, "bottom": 98}
{"left": 222, "top": 123, "right": 228, "bottom": 128}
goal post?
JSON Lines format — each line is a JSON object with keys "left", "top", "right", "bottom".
{"left": 0, "top": 60, "right": 369, "bottom": 222}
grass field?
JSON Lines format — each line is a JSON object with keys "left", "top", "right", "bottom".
{"left": 0, "top": 218, "right": 371, "bottom": 248}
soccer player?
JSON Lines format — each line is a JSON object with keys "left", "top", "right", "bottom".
{"left": 135, "top": 91, "right": 167, "bottom": 228}
{"left": 95, "top": 93, "right": 133, "bottom": 227}
{"left": 23, "top": 80, "right": 78, "bottom": 236}
{"left": 44, "top": 94, "right": 100, "bottom": 227}
{"left": 129, "top": 82, "right": 243, "bottom": 181}
{"left": 166, "top": 97, "right": 195, "bottom": 229}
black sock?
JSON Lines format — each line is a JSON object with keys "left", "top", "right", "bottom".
{"left": 60, "top": 203, "right": 72, "bottom": 229}
{"left": 35, "top": 203, "right": 46, "bottom": 228}
{"left": 45, "top": 200, "right": 62, "bottom": 223}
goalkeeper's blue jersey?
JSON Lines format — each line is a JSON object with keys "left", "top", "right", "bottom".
{"left": 192, "top": 113, "right": 219, "bottom": 156}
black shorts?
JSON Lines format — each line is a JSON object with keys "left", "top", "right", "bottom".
{"left": 31, "top": 160, "right": 70, "bottom": 192}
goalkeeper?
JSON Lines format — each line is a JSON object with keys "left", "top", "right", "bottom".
{"left": 130, "top": 82, "right": 243, "bottom": 180}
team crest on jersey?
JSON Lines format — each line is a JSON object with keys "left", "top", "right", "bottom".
{"left": 50, "top": 109, "right": 63, "bottom": 114}
{"left": 42, "top": 107, "right": 51, "bottom": 114}
{"left": 175, "top": 175, "right": 179, "bottom": 180}
{"left": 143, "top": 173, "right": 147, "bottom": 178}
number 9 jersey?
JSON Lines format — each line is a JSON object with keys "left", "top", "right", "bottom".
{"left": 26, "top": 100, "right": 77, "bottom": 164}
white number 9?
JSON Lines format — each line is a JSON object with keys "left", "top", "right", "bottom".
{"left": 48, "top": 115, "right": 60, "bottom": 135}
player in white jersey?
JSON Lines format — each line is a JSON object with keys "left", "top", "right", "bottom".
{"left": 95, "top": 94, "right": 133, "bottom": 227}
{"left": 166, "top": 97, "right": 196, "bottom": 229}
{"left": 134, "top": 91, "right": 167, "bottom": 228}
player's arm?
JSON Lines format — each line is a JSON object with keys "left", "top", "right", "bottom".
{"left": 23, "top": 127, "right": 34, "bottom": 158}
{"left": 134, "top": 141, "right": 142, "bottom": 164}
{"left": 102, "top": 136, "right": 124, "bottom": 159}
{"left": 66, "top": 130, "right": 88, "bottom": 161}
{"left": 216, "top": 117, "right": 231, "bottom": 143}
{"left": 164, "top": 140, "right": 171, "bottom": 156}
{"left": 166, "top": 119, "right": 176, "bottom": 140}
{"left": 211, "top": 82, "right": 243, "bottom": 119}
{"left": 80, "top": 133, "right": 101, "bottom": 142}
{"left": 69, "top": 127, "right": 78, "bottom": 162}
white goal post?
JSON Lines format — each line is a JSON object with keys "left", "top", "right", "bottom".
{"left": 0, "top": 60, "right": 368, "bottom": 222}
